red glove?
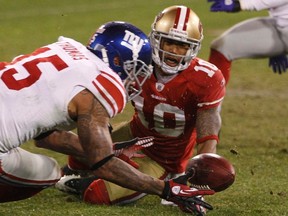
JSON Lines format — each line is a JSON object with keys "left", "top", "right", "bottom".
{"left": 161, "top": 174, "right": 215, "bottom": 215}
{"left": 113, "top": 137, "right": 154, "bottom": 169}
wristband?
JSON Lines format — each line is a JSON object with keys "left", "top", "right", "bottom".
{"left": 160, "top": 181, "right": 170, "bottom": 199}
{"left": 90, "top": 154, "right": 115, "bottom": 171}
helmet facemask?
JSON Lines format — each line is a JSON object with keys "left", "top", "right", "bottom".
{"left": 99, "top": 46, "right": 152, "bottom": 101}
{"left": 123, "top": 58, "right": 152, "bottom": 100}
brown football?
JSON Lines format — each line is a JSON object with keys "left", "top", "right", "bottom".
{"left": 186, "top": 153, "right": 235, "bottom": 192}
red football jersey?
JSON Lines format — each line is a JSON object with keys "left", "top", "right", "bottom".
{"left": 130, "top": 58, "right": 225, "bottom": 173}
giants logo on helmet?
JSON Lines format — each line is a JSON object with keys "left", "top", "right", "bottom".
{"left": 122, "top": 30, "right": 144, "bottom": 56}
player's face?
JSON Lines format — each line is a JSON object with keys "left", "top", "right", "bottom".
{"left": 160, "top": 38, "right": 189, "bottom": 67}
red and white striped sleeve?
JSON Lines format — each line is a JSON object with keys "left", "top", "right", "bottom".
{"left": 91, "top": 71, "right": 127, "bottom": 117}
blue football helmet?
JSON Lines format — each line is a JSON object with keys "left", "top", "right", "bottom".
{"left": 87, "top": 21, "right": 153, "bottom": 101}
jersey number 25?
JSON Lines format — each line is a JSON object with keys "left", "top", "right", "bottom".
{"left": 0, "top": 47, "right": 68, "bottom": 90}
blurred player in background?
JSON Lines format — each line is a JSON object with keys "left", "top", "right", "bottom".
{"left": 207, "top": 0, "right": 288, "bottom": 85}
{"left": 0, "top": 21, "right": 214, "bottom": 212}
{"left": 58, "top": 6, "right": 224, "bottom": 215}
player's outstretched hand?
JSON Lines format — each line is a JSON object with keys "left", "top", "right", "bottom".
{"left": 161, "top": 174, "right": 215, "bottom": 215}
{"left": 269, "top": 54, "right": 288, "bottom": 74}
{"left": 113, "top": 136, "right": 154, "bottom": 156}
{"left": 208, "top": 0, "right": 241, "bottom": 12}
{"left": 113, "top": 137, "right": 154, "bottom": 169}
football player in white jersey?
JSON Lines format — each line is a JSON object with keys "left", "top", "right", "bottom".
{"left": 0, "top": 21, "right": 215, "bottom": 211}
{"left": 57, "top": 6, "right": 225, "bottom": 215}
{"left": 208, "top": 0, "right": 288, "bottom": 84}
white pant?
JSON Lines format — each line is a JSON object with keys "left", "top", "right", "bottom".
{"left": 211, "top": 17, "right": 288, "bottom": 60}
{"left": 0, "top": 147, "right": 61, "bottom": 187}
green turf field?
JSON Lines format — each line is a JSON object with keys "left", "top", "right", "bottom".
{"left": 1, "top": 0, "right": 287, "bottom": 215}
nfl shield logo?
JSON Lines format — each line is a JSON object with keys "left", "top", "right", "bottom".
{"left": 156, "top": 83, "right": 164, "bottom": 92}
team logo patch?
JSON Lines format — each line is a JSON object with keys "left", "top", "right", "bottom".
{"left": 155, "top": 82, "right": 165, "bottom": 92}
{"left": 172, "top": 186, "right": 181, "bottom": 194}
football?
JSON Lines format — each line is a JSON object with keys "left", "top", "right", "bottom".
{"left": 186, "top": 153, "right": 235, "bottom": 192}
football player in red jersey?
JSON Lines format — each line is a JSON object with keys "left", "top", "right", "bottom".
{"left": 57, "top": 7, "right": 222, "bottom": 215}
{"left": 0, "top": 21, "right": 215, "bottom": 212}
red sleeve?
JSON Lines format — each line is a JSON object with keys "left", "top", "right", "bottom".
{"left": 189, "top": 58, "right": 226, "bottom": 110}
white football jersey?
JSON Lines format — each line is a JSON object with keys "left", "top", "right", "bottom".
{"left": 240, "top": 0, "right": 288, "bottom": 27}
{"left": 0, "top": 37, "right": 126, "bottom": 152}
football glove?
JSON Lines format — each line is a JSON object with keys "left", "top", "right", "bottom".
{"left": 113, "top": 137, "right": 154, "bottom": 169}
{"left": 161, "top": 174, "right": 215, "bottom": 215}
{"left": 208, "top": 0, "right": 241, "bottom": 12}
{"left": 194, "top": 196, "right": 208, "bottom": 215}
{"left": 269, "top": 54, "right": 288, "bottom": 74}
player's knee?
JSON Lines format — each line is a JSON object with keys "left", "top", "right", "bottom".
{"left": 82, "top": 179, "right": 111, "bottom": 205}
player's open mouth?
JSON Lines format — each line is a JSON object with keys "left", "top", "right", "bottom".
{"left": 164, "top": 56, "right": 179, "bottom": 67}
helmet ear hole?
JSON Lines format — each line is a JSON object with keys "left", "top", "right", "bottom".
{"left": 113, "top": 56, "right": 121, "bottom": 67}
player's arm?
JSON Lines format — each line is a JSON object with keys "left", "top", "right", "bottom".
{"left": 34, "top": 130, "right": 85, "bottom": 157}
{"left": 208, "top": 0, "right": 287, "bottom": 12}
{"left": 195, "top": 105, "right": 222, "bottom": 154}
{"left": 73, "top": 89, "right": 215, "bottom": 214}
{"left": 69, "top": 89, "right": 163, "bottom": 194}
